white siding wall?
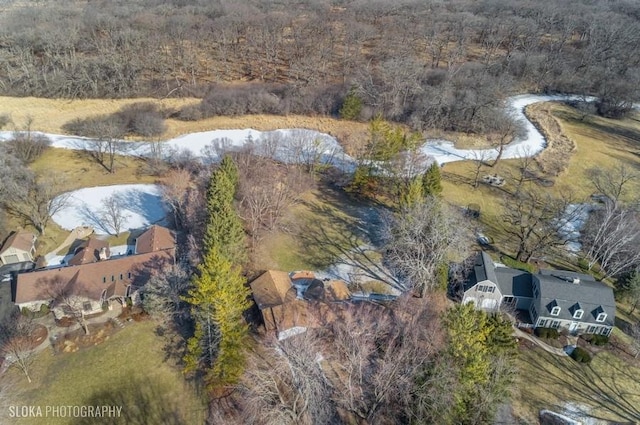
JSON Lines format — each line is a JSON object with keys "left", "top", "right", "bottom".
{"left": 463, "top": 280, "right": 502, "bottom": 311}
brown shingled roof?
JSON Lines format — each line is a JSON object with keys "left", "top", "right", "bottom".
{"left": 0, "top": 230, "right": 36, "bottom": 255}
{"left": 68, "top": 238, "right": 110, "bottom": 266}
{"left": 15, "top": 249, "right": 175, "bottom": 304}
{"left": 250, "top": 270, "right": 297, "bottom": 309}
{"left": 135, "top": 225, "right": 175, "bottom": 254}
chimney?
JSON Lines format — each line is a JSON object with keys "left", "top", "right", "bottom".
{"left": 99, "top": 247, "right": 109, "bottom": 261}
{"left": 572, "top": 277, "right": 580, "bottom": 285}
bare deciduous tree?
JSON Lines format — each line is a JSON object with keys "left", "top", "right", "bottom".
{"left": 382, "top": 198, "right": 471, "bottom": 297}
{"left": 44, "top": 277, "right": 91, "bottom": 335}
{"left": 69, "top": 116, "right": 129, "bottom": 173}
{"left": 582, "top": 205, "right": 640, "bottom": 279}
{"left": 487, "top": 111, "right": 526, "bottom": 167}
{"left": 142, "top": 262, "right": 191, "bottom": 325}
{"left": 241, "top": 332, "right": 336, "bottom": 425}
{"left": 161, "top": 168, "right": 196, "bottom": 230}
{"left": 240, "top": 299, "right": 444, "bottom": 425}
{"left": 470, "top": 150, "right": 490, "bottom": 189}
{"left": 0, "top": 170, "right": 70, "bottom": 236}
{"left": 7, "top": 122, "right": 51, "bottom": 164}
{"left": 586, "top": 163, "right": 637, "bottom": 209}
{"left": 100, "top": 193, "right": 130, "bottom": 237}
{"left": 501, "top": 188, "right": 579, "bottom": 263}
{"left": 0, "top": 314, "right": 37, "bottom": 383}
{"left": 235, "top": 151, "right": 312, "bottom": 244}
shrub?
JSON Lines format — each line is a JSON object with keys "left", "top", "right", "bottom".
{"left": 585, "top": 334, "right": 609, "bottom": 346}
{"left": 63, "top": 102, "right": 167, "bottom": 138}
{"left": 118, "top": 102, "right": 167, "bottom": 137}
{"left": 571, "top": 346, "right": 592, "bottom": 363}
{"left": 501, "top": 256, "right": 536, "bottom": 273}
{"left": 535, "top": 327, "right": 559, "bottom": 339}
{"left": 437, "top": 263, "right": 449, "bottom": 291}
{"left": 577, "top": 257, "right": 590, "bottom": 272}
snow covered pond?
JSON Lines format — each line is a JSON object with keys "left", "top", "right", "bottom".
{"left": 51, "top": 184, "right": 166, "bottom": 235}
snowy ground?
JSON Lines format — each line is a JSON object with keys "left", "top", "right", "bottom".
{"left": 0, "top": 94, "right": 599, "bottom": 168}
{"left": 44, "top": 244, "right": 135, "bottom": 267}
{"left": 557, "top": 203, "right": 592, "bottom": 253}
{"left": 51, "top": 184, "right": 166, "bottom": 235}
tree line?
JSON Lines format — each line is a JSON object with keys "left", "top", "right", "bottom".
{"left": 0, "top": 0, "right": 638, "bottom": 131}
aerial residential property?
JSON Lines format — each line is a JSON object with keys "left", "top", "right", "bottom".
{"left": 12, "top": 225, "right": 175, "bottom": 317}
{"left": 463, "top": 252, "right": 616, "bottom": 336}
{"left": 0, "top": 1, "right": 639, "bottom": 424}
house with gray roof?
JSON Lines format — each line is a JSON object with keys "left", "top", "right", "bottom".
{"left": 462, "top": 252, "right": 615, "bottom": 336}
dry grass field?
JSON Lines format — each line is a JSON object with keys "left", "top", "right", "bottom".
{"left": 0, "top": 96, "right": 370, "bottom": 155}
{"left": 440, "top": 102, "right": 640, "bottom": 248}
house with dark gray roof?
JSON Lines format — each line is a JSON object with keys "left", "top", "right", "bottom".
{"left": 462, "top": 252, "right": 615, "bottom": 336}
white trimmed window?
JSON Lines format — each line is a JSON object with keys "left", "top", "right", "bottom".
{"left": 596, "top": 312, "right": 607, "bottom": 323}
{"left": 551, "top": 306, "right": 561, "bottom": 316}
{"left": 573, "top": 309, "right": 584, "bottom": 319}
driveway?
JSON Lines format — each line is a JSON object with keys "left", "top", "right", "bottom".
{"left": 0, "top": 281, "right": 18, "bottom": 324}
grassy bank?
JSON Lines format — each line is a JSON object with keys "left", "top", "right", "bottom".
{"left": 3, "top": 320, "right": 206, "bottom": 425}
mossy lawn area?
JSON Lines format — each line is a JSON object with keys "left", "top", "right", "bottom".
{"left": 3, "top": 320, "right": 206, "bottom": 425}
{"left": 513, "top": 346, "right": 640, "bottom": 423}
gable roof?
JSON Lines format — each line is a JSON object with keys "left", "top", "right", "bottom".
{"left": 534, "top": 272, "right": 616, "bottom": 326}
{"left": 68, "top": 238, "right": 110, "bottom": 266}
{"left": 474, "top": 251, "right": 498, "bottom": 285}
{"left": 135, "top": 225, "right": 175, "bottom": 254}
{"left": 250, "top": 270, "right": 297, "bottom": 309}
{"left": 0, "top": 230, "right": 36, "bottom": 254}
{"left": 14, "top": 249, "right": 174, "bottom": 304}
{"left": 494, "top": 267, "right": 533, "bottom": 298}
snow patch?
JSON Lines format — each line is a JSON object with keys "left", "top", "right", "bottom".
{"left": 557, "top": 204, "right": 592, "bottom": 253}
{"left": 277, "top": 327, "right": 307, "bottom": 341}
{"left": 52, "top": 184, "right": 166, "bottom": 235}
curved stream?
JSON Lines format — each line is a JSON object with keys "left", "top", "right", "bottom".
{"left": 0, "top": 94, "right": 592, "bottom": 168}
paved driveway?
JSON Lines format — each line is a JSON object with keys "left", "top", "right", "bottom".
{"left": 0, "top": 281, "right": 18, "bottom": 323}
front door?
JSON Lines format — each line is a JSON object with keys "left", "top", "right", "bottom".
{"left": 569, "top": 321, "right": 579, "bottom": 335}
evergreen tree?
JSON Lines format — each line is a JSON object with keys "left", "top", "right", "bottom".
{"left": 203, "top": 155, "right": 246, "bottom": 262}
{"left": 339, "top": 87, "right": 363, "bottom": 121}
{"left": 422, "top": 162, "right": 443, "bottom": 197}
{"left": 399, "top": 177, "right": 424, "bottom": 209}
{"left": 439, "top": 304, "right": 518, "bottom": 424}
{"left": 183, "top": 246, "right": 250, "bottom": 386}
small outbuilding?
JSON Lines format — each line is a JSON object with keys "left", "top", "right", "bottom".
{"left": 0, "top": 230, "right": 37, "bottom": 266}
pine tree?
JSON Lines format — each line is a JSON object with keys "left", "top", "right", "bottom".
{"left": 183, "top": 246, "right": 250, "bottom": 386}
{"left": 399, "top": 177, "right": 424, "bottom": 209}
{"left": 441, "top": 304, "right": 518, "bottom": 423}
{"left": 339, "top": 87, "right": 363, "bottom": 121}
{"left": 203, "top": 155, "right": 246, "bottom": 262}
{"left": 422, "top": 162, "right": 443, "bottom": 197}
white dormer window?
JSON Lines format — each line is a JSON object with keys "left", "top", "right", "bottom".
{"left": 551, "top": 306, "right": 561, "bottom": 316}
{"left": 596, "top": 313, "right": 607, "bottom": 323}
{"left": 573, "top": 309, "right": 584, "bottom": 319}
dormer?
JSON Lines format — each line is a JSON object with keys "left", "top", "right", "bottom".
{"left": 570, "top": 302, "right": 584, "bottom": 319}
{"left": 593, "top": 306, "right": 607, "bottom": 323}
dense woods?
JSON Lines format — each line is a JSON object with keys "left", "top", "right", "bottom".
{"left": 1, "top": 0, "right": 639, "bottom": 132}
